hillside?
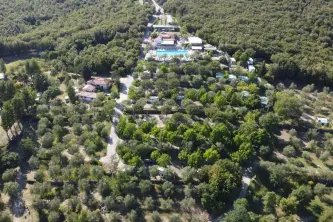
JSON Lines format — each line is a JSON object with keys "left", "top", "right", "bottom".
{"left": 164, "top": 0, "right": 333, "bottom": 84}
{"left": 0, "top": 0, "right": 154, "bottom": 75}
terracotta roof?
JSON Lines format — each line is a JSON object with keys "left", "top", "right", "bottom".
{"left": 88, "top": 78, "right": 110, "bottom": 85}
{"left": 83, "top": 84, "right": 96, "bottom": 92}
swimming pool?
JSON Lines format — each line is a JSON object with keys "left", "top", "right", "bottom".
{"left": 156, "top": 49, "right": 189, "bottom": 57}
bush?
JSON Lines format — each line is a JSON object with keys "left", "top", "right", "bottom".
{"left": 2, "top": 168, "right": 17, "bottom": 182}
{"left": 42, "top": 132, "right": 55, "bottom": 148}
{"left": 282, "top": 145, "right": 296, "bottom": 157}
{"left": 150, "top": 211, "right": 161, "bottom": 222}
{"left": 3, "top": 182, "right": 19, "bottom": 197}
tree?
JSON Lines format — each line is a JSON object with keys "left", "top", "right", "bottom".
{"left": 161, "top": 181, "right": 175, "bottom": 197}
{"left": 67, "top": 85, "right": 76, "bottom": 103}
{"left": 274, "top": 92, "right": 302, "bottom": 123}
{"left": 157, "top": 154, "right": 171, "bottom": 167}
{"left": 139, "top": 180, "right": 152, "bottom": 196}
{"left": 0, "top": 59, "right": 6, "bottom": 73}
{"left": 20, "top": 137, "right": 36, "bottom": 157}
{"left": 1, "top": 101, "right": 15, "bottom": 139}
{"left": 41, "top": 132, "right": 55, "bottom": 148}
{"left": 188, "top": 150, "right": 203, "bottom": 168}
{"left": 280, "top": 196, "right": 299, "bottom": 215}
{"left": 3, "top": 182, "right": 19, "bottom": 197}
{"left": 169, "top": 214, "right": 181, "bottom": 222}
{"left": 181, "top": 167, "right": 197, "bottom": 184}
{"left": 203, "top": 147, "right": 220, "bottom": 162}
{"left": 314, "top": 183, "right": 330, "bottom": 197}
{"left": 160, "top": 105, "right": 172, "bottom": 116}
{"left": 127, "top": 210, "right": 138, "bottom": 222}
{"left": 150, "top": 166, "right": 159, "bottom": 178}
{"left": 307, "top": 198, "right": 324, "bottom": 218}
{"left": 223, "top": 200, "right": 251, "bottom": 222}
{"left": 124, "top": 194, "right": 138, "bottom": 210}
{"left": 200, "top": 159, "right": 242, "bottom": 213}
{"left": 259, "top": 112, "right": 279, "bottom": 133}
{"left": 150, "top": 211, "right": 161, "bottom": 222}
{"left": 12, "top": 94, "right": 25, "bottom": 128}
{"left": 2, "top": 168, "right": 17, "bottom": 182}
{"left": 258, "top": 61, "right": 267, "bottom": 77}
{"left": 144, "top": 197, "right": 155, "bottom": 211}
{"left": 282, "top": 145, "right": 296, "bottom": 157}
{"left": 210, "top": 123, "right": 230, "bottom": 144}
{"left": 319, "top": 208, "right": 333, "bottom": 222}
{"left": 262, "top": 192, "right": 276, "bottom": 213}
{"left": 180, "top": 197, "right": 196, "bottom": 213}
{"left": 78, "top": 179, "right": 90, "bottom": 193}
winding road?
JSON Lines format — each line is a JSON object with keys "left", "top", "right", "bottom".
{"left": 100, "top": 1, "right": 160, "bottom": 169}
{"left": 100, "top": 76, "right": 133, "bottom": 169}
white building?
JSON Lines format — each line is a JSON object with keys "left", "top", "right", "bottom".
{"left": 0, "top": 73, "right": 6, "bottom": 81}
{"left": 166, "top": 15, "right": 173, "bottom": 24}
{"left": 87, "top": 78, "right": 111, "bottom": 90}
{"left": 248, "top": 65, "right": 255, "bottom": 72}
{"left": 228, "top": 74, "right": 237, "bottom": 82}
{"left": 188, "top": 37, "right": 203, "bottom": 50}
{"left": 77, "top": 92, "right": 97, "bottom": 102}
{"left": 317, "top": 117, "right": 329, "bottom": 126}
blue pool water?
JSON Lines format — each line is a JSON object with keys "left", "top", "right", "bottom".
{"left": 156, "top": 50, "right": 189, "bottom": 57}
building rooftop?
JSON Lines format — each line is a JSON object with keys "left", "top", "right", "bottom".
{"left": 204, "top": 44, "right": 217, "bottom": 51}
{"left": 77, "top": 91, "right": 97, "bottom": 99}
{"left": 216, "top": 72, "right": 224, "bottom": 78}
{"left": 230, "top": 57, "right": 236, "bottom": 63}
{"left": 88, "top": 78, "right": 110, "bottom": 86}
{"left": 191, "top": 46, "right": 202, "bottom": 50}
{"left": 239, "top": 76, "right": 249, "bottom": 82}
{"left": 188, "top": 37, "right": 203, "bottom": 45}
{"left": 248, "top": 65, "right": 255, "bottom": 72}
{"left": 161, "top": 40, "right": 175, "bottom": 45}
{"left": 0, "top": 73, "right": 5, "bottom": 80}
{"left": 241, "top": 91, "right": 250, "bottom": 98}
{"left": 83, "top": 84, "right": 96, "bottom": 92}
{"left": 228, "top": 74, "right": 237, "bottom": 81}
{"left": 317, "top": 117, "right": 329, "bottom": 124}
{"left": 153, "top": 25, "right": 179, "bottom": 28}
{"left": 166, "top": 15, "right": 173, "bottom": 24}
{"left": 260, "top": 96, "right": 269, "bottom": 105}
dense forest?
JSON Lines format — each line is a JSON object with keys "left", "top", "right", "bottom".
{"left": 164, "top": 0, "right": 333, "bottom": 85}
{"left": 0, "top": 0, "right": 154, "bottom": 75}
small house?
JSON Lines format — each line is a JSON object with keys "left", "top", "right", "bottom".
{"left": 216, "top": 72, "right": 224, "bottom": 78}
{"left": 228, "top": 74, "right": 237, "bottom": 82}
{"left": 241, "top": 91, "right": 250, "bottom": 98}
{"left": 239, "top": 76, "right": 249, "bottom": 82}
{"left": 248, "top": 65, "right": 255, "bottom": 72}
{"left": 259, "top": 96, "right": 268, "bottom": 106}
{"left": 166, "top": 15, "right": 173, "bottom": 25}
{"left": 83, "top": 84, "right": 96, "bottom": 92}
{"left": 77, "top": 92, "right": 97, "bottom": 103}
{"left": 148, "top": 95, "right": 159, "bottom": 103}
{"left": 230, "top": 57, "right": 236, "bottom": 65}
{"left": 188, "top": 37, "right": 203, "bottom": 50}
{"left": 0, "top": 73, "right": 6, "bottom": 81}
{"left": 176, "top": 95, "right": 184, "bottom": 101}
{"left": 317, "top": 117, "right": 329, "bottom": 126}
{"left": 247, "top": 58, "right": 254, "bottom": 65}
{"left": 87, "top": 78, "right": 111, "bottom": 90}
{"left": 204, "top": 44, "right": 217, "bottom": 51}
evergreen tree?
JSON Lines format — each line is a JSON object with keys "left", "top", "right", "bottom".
{"left": 258, "top": 61, "right": 267, "bottom": 77}
{"left": 0, "top": 59, "right": 6, "bottom": 73}
{"left": 67, "top": 85, "right": 76, "bottom": 103}
{"left": 1, "top": 101, "right": 15, "bottom": 139}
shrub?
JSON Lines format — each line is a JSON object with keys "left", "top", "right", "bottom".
{"left": 282, "top": 145, "right": 296, "bottom": 157}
